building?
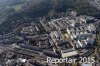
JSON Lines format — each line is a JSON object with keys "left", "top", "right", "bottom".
{"left": 61, "top": 48, "right": 78, "bottom": 58}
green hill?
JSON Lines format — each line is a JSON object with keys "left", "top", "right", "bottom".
{"left": 0, "top": 0, "right": 99, "bottom": 34}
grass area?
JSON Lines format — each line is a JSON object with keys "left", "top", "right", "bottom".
{"left": 12, "top": 5, "right": 22, "bottom": 11}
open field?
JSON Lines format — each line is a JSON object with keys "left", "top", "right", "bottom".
{"left": 12, "top": 5, "right": 22, "bottom": 11}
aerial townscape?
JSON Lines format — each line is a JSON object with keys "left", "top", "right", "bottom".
{"left": 0, "top": 0, "right": 100, "bottom": 66}
{"left": 0, "top": 11, "right": 99, "bottom": 66}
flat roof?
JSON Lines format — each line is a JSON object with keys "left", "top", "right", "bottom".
{"left": 61, "top": 50, "right": 78, "bottom": 58}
